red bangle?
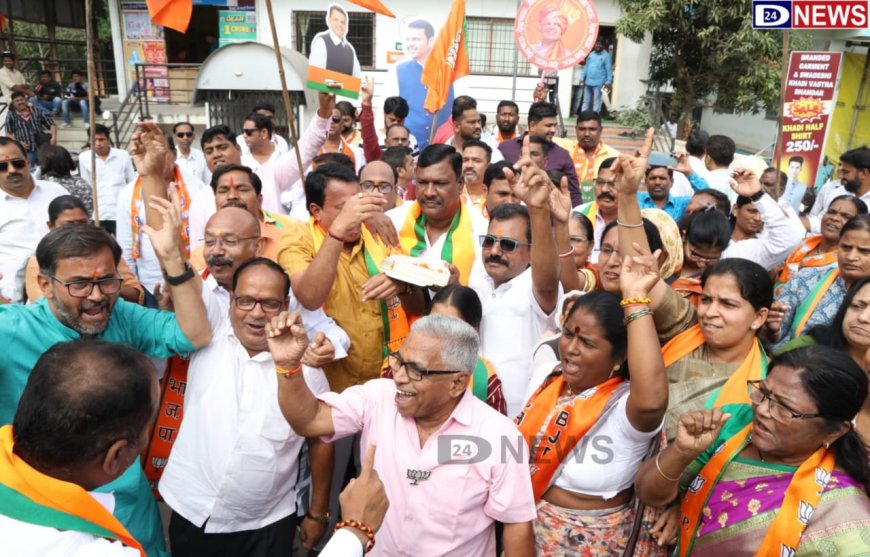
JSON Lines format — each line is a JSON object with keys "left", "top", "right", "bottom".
{"left": 335, "top": 519, "right": 375, "bottom": 553}
{"left": 327, "top": 228, "right": 349, "bottom": 243}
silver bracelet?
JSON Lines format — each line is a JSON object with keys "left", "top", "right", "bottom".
{"left": 616, "top": 219, "right": 644, "bottom": 228}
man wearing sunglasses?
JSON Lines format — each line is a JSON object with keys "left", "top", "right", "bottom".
{"left": 173, "top": 121, "right": 208, "bottom": 183}
{"left": 473, "top": 158, "right": 562, "bottom": 418}
{"left": 240, "top": 112, "right": 279, "bottom": 170}
{"left": 159, "top": 257, "right": 338, "bottom": 556}
{"left": 272, "top": 312, "right": 537, "bottom": 556}
{"left": 0, "top": 214, "right": 214, "bottom": 556}
{"left": 0, "top": 136, "right": 69, "bottom": 303}
{"left": 235, "top": 102, "right": 291, "bottom": 157}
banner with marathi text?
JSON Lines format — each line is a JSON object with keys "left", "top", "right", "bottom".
{"left": 777, "top": 51, "right": 842, "bottom": 192}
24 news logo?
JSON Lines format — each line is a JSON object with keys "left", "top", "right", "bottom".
{"left": 753, "top": 0, "right": 869, "bottom": 29}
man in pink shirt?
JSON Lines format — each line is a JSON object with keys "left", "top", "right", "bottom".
{"left": 269, "top": 313, "right": 536, "bottom": 556}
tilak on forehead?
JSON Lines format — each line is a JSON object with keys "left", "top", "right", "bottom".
{"left": 574, "top": 326, "right": 581, "bottom": 335}
{"left": 229, "top": 175, "right": 235, "bottom": 188}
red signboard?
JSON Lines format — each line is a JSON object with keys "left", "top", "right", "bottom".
{"left": 777, "top": 51, "right": 842, "bottom": 193}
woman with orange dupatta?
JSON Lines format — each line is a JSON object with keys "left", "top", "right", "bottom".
{"left": 634, "top": 346, "right": 870, "bottom": 556}
{"left": 518, "top": 154, "right": 670, "bottom": 556}
{"left": 773, "top": 195, "right": 867, "bottom": 296}
{"left": 671, "top": 210, "right": 731, "bottom": 307}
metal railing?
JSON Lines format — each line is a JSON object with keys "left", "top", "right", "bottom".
{"left": 133, "top": 63, "right": 201, "bottom": 119}
{"left": 109, "top": 85, "right": 143, "bottom": 150}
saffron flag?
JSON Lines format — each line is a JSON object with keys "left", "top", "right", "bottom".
{"left": 146, "top": 0, "right": 193, "bottom": 33}
{"left": 346, "top": 0, "right": 396, "bottom": 18}
{"left": 421, "top": 0, "right": 470, "bottom": 114}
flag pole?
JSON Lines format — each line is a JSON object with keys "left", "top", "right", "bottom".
{"left": 264, "top": 0, "right": 305, "bottom": 177}
{"left": 428, "top": 112, "right": 439, "bottom": 146}
{"left": 773, "top": 30, "right": 790, "bottom": 201}
{"left": 85, "top": 0, "right": 99, "bottom": 225}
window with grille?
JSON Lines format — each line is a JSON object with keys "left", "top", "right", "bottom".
{"left": 466, "top": 17, "right": 538, "bottom": 76}
{"left": 294, "top": 11, "right": 375, "bottom": 69}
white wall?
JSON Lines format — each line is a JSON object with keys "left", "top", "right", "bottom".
{"left": 699, "top": 109, "right": 779, "bottom": 153}
{"left": 256, "top": 0, "right": 651, "bottom": 123}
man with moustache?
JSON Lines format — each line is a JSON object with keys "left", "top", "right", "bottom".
{"left": 498, "top": 102, "right": 580, "bottom": 204}
{"left": 805, "top": 147, "right": 870, "bottom": 233}
{"left": 159, "top": 258, "right": 337, "bottom": 555}
{"left": 637, "top": 165, "right": 691, "bottom": 221}
{"left": 271, "top": 313, "right": 537, "bottom": 556}
{"left": 569, "top": 110, "right": 619, "bottom": 204}
{"left": 461, "top": 140, "right": 492, "bottom": 211}
{"left": 0, "top": 208, "right": 213, "bottom": 556}
{"left": 387, "top": 144, "right": 482, "bottom": 286}
{"left": 495, "top": 100, "right": 519, "bottom": 142}
{"left": 472, "top": 159, "right": 561, "bottom": 418}
{"left": 188, "top": 92, "right": 333, "bottom": 242}
{"left": 575, "top": 157, "right": 619, "bottom": 263}
{"left": 442, "top": 99, "right": 504, "bottom": 162}
{"left": 0, "top": 137, "right": 68, "bottom": 303}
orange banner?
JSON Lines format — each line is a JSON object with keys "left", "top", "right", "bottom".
{"left": 421, "top": 0, "right": 470, "bottom": 114}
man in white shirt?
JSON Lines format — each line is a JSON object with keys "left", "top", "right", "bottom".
{"left": 0, "top": 137, "right": 68, "bottom": 302}
{"left": 240, "top": 113, "right": 280, "bottom": 172}
{"left": 0, "top": 51, "right": 30, "bottom": 99}
{"left": 703, "top": 134, "right": 738, "bottom": 205}
{"left": 805, "top": 147, "right": 870, "bottom": 233}
{"left": 235, "top": 102, "right": 290, "bottom": 156}
{"left": 472, "top": 163, "right": 561, "bottom": 417}
{"left": 78, "top": 124, "right": 137, "bottom": 234}
{"left": 0, "top": 339, "right": 159, "bottom": 557}
{"left": 160, "top": 257, "right": 336, "bottom": 556}
{"left": 117, "top": 133, "right": 205, "bottom": 292}
{"left": 686, "top": 129, "right": 711, "bottom": 182}
{"left": 172, "top": 121, "right": 208, "bottom": 183}
{"left": 308, "top": 4, "right": 362, "bottom": 78}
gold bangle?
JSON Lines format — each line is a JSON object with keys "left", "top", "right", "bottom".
{"left": 620, "top": 297, "right": 652, "bottom": 307}
{"left": 655, "top": 452, "right": 680, "bottom": 482}
{"left": 275, "top": 363, "right": 302, "bottom": 377}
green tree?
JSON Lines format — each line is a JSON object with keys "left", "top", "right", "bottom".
{"left": 616, "top": 0, "right": 809, "bottom": 136}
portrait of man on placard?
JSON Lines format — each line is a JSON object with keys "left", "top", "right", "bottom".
{"left": 308, "top": 3, "right": 362, "bottom": 77}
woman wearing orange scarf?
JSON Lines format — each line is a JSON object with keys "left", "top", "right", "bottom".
{"left": 518, "top": 245, "right": 669, "bottom": 555}
{"left": 635, "top": 346, "right": 870, "bottom": 556}
{"left": 774, "top": 195, "right": 866, "bottom": 295}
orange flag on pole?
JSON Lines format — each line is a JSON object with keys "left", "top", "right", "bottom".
{"left": 421, "top": 0, "right": 470, "bottom": 114}
{"left": 346, "top": 0, "right": 396, "bottom": 18}
{"left": 145, "top": 0, "right": 193, "bottom": 33}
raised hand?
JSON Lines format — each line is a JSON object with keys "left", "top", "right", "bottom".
{"left": 620, "top": 242, "right": 662, "bottom": 298}
{"left": 140, "top": 190, "right": 184, "bottom": 263}
{"left": 317, "top": 91, "right": 336, "bottom": 118}
{"left": 730, "top": 168, "right": 762, "bottom": 198}
{"left": 763, "top": 301, "right": 787, "bottom": 338}
{"left": 670, "top": 150, "right": 693, "bottom": 177}
{"left": 532, "top": 82, "right": 546, "bottom": 103}
{"left": 129, "top": 121, "right": 169, "bottom": 177}
{"left": 637, "top": 126, "right": 655, "bottom": 159}
{"left": 504, "top": 135, "right": 533, "bottom": 203}
{"left": 361, "top": 76, "right": 374, "bottom": 106}
{"left": 301, "top": 331, "right": 336, "bottom": 368}
{"left": 614, "top": 153, "right": 646, "bottom": 196}
{"left": 266, "top": 310, "right": 310, "bottom": 368}
{"left": 549, "top": 176, "right": 572, "bottom": 224}
{"left": 339, "top": 445, "right": 389, "bottom": 533}
{"left": 522, "top": 164, "right": 554, "bottom": 210}
{"left": 673, "top": 408, "right": 731, "bottom": 459}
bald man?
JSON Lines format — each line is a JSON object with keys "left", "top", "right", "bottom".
{"left": 359, "top": 160, "right": 398, "bottom": 208}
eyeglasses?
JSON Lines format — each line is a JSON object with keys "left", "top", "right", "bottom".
{"left": 599, "top": 246, "right": 621, "bottom": 260}
{"left": 685, "top": 244, "right": 721, "bottom": 265}
{"left": 242, "top": 128, "right": 259, "bottom": 136}
{"left": 479, "top": 234, "right": 531, "bottom": 253}
{"left": 387, "top": 351, "right": 459, "bottom": 381}
{"left": 569, "top": 236, "right": 588, "bottom": 245}
{"left": 233, "top": 295, "right": 284, "bottom": 313}
{"left": 594, "top": 179, "right": 617, "bottom": 190}
{"left": 0, "top": 158, "right": 27, "bottom": 172}
{"left": 175, "top": 131, "right": 193, "bottom": 138}
{"left": 330, "top": 116, "right": 342, "bottom": 123}
{"left": 202, "top": 234, "right": 259, "bottom": 248}
{"left": 360, "top": 180, "right": 394, "bottom": 194}
{"left": 48, "top": 275, "right": 123, "bottom": 298}
{"left": 747, "top": 380, "right": 822, "bottom": 424}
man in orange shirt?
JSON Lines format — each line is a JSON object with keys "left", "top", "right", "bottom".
{"left": 570, "top": 110, "right": 619, "bottom": 204}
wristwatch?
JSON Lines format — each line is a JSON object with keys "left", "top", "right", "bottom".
{"left": 163, "top": 262, "right": 195, "bottom": 286}
{"left": 305, "top": 511, "right": 332, "bottom": 524}
{"left": 748, "top": 189, "right": 765, "bottom": 202}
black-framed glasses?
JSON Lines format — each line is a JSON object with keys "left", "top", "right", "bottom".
{"left": 747, "top": 380, "right": 822, "bottom": 424}
{"left": 387, "top": 351, "right": 459, "bottom": 381}
{"left": 232, "top": 295, "right": 284, "bottom": 313}
{"left": 202, "top": 234, "right": 259, "bottom": 248}
{"left": 594, "top": 178, "right": 617, "bottom": 190}
{"left": 0, "top": 158, "right": 27, "bottom": 172}
{"left": 360, "top": 180, "right": 394, "bottom": 194}
{"left": 175, "top": 131, "right": 193, "bottom": 138}
{"left": 479, "top": 234, "right": 531, "bottom": 253}
{"left": 242, "top": 128, "right": 258, "bottom": 136}
{"left": 48, "top": 275, "right": 123, "bottom": 298}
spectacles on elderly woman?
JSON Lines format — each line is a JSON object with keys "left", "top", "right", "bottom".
{"left": 387, "top": 351, "right": 460, "bottom": 381}
{"left": 747, "top": 380, "right": 822, "bottom": 424}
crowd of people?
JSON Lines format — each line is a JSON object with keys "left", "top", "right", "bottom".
{"left": 0, "top": 74, "right": 870, "bottom": 557}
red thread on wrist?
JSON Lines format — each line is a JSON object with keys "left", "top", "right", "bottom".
{"left": 334, "top": 519, "right": 375, "bottom": 553}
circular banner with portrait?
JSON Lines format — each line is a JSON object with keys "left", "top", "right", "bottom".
{"left": 515, "top": 0, "right": 600, "bottom": 71}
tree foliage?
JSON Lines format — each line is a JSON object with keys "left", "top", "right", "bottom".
{"left": 616, "top": 0, "right": 810, "bottom": 124}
